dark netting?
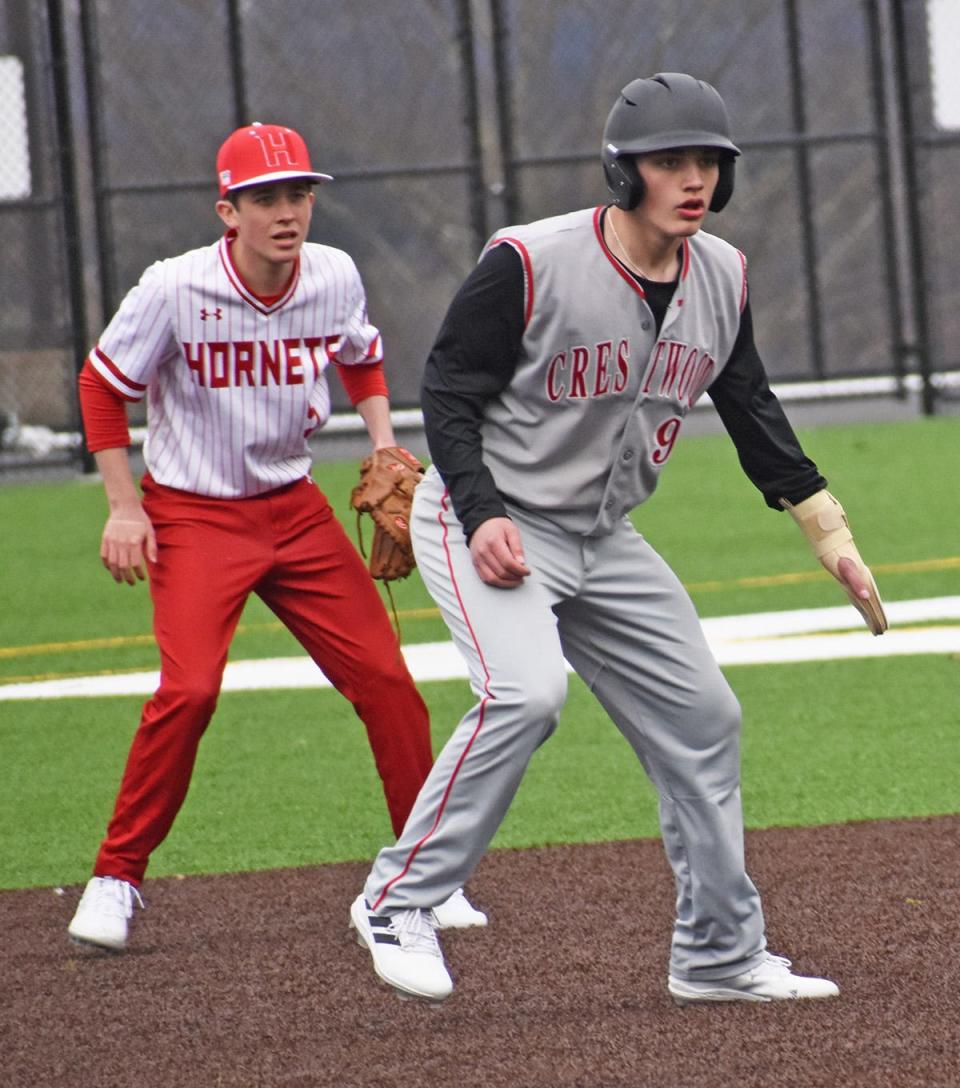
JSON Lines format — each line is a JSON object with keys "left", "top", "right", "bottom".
{"left": 0, "top": 0, "right": 956, "bottom": 472}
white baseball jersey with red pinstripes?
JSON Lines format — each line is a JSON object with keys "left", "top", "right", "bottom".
{"left": 89, "top": 236, "right": 381, "bottom": 497}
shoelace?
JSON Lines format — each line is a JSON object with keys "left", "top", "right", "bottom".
{"left": 392, "top": 909, "right": 442, "bottom": 958}
{"left": 756, "top": 953, "right": 793, "bottom": 977}
{"left": 94, "top": 878, "right": 145, "bottom": 919}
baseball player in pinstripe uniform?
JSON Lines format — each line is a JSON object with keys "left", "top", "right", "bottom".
{"left": 67, "top": 122, "right": 484, "bottom": 951}
{"left": 350, "top": 75, "right": 887, "bottom": 1004}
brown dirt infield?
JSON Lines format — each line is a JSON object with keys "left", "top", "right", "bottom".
{"left": 2, "top": 814, "right": 958, "bottom": 1088}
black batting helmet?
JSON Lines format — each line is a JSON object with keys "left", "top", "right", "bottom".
{"left": 602, "top": 73, "right": 740, "bottom": 212}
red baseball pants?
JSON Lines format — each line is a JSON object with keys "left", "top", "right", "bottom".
{"left": 94, "top": 475, "right": 433, "bottom": 885}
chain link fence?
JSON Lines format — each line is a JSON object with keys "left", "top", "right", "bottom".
{"left": 0, "top": 0, "right": 957, "bottom": 475}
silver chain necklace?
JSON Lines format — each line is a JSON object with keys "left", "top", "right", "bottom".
{"left": 606, "top": 212, "right": 650, "bottom": 280}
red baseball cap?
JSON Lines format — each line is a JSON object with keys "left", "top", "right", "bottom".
{"left": 216, "top": 122, "right": 333, "bottom": 197}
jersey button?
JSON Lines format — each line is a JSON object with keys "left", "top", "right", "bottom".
{"left": 641, "top": 320, "right": 651, "bottom": 330}
{"left": 622, "top": 449, "right": 634, "bottom": 461}
{"left": 604, "top": 499, "right": 614, "bottom": 509}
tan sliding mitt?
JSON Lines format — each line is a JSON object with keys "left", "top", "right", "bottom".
{"left": 780, "top": 490, "right": 888, "bottom": 635}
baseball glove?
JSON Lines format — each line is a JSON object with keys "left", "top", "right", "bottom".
{"left": 350, "top": 446, "right": 425, "bottom": 581}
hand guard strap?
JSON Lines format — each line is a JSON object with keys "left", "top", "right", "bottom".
{"left": 779, "top": 490, "right": 887, "bottom": 635}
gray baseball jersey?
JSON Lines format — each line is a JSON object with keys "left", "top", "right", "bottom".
{"left": 480, "top": 206, "right": 745, "bottom": 534}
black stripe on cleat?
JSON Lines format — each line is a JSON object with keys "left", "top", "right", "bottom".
{"left": 373, "top": 932, "right": 400, "bottom": 946}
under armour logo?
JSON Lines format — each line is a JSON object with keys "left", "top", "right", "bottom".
{"left": 200, "top": 307, "right": 222, "bottom": 321}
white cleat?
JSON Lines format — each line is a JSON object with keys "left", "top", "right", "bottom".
{"left": 430, "top": 888, "right": 488, "bottom": 930}
{"left": 668, "top": 953, "right": 840, "bottom": 1005}
{"left": 67, "top": 876, "right": 144, "bottom": 952}
{"left": 350, "top": 894, "right": 453, "bottom": 1003}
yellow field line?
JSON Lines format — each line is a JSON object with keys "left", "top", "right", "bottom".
{"left": 2, "top": 556, "right": 957, "bottom": 662}
{"left": 0, "top": 633, "right": 158, "bottom": 658}
{"left": 4, "top": 620, "right": 959, "bottom": 691}
{"left": 685, "top": 555, "right": 960, "bottom": 592}
{"left": 0, "top": 606, "right": 445, "bottom": 660}
{"left": 0, "top": 665, "right": 157, "bottom": 686}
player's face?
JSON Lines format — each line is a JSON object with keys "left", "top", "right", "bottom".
{"left": 634, "top": 147, "right": 720, "bottom": 239}
{"left": 216, "top": 180, "right": 315, "bottom": 268}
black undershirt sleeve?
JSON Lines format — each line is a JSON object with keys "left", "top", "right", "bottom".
{"left": 420, "top": 242, "right": 526, "bottom": 539}
{"left": 421, "top": 236, "right": 826, "bottom": 540}
{"left": 706, "top": 298, "right": 827, "bottom": 508}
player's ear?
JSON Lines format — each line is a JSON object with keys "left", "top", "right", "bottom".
{"left": 215, "top": 197, "right": 239, "bottom": 231}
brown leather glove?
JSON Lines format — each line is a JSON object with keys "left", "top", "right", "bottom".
{"left": 350, "top": 446, "right": 425, "bottom": 581}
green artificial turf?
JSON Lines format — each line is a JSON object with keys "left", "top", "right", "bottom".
{"left": 3, "top": 654, "right": 957, "bottom": 890}
{"left": 1, "top": 416, "right": 957, "bottom": 889}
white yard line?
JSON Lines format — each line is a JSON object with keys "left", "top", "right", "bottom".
{"left": 1, "top": 597, "right": 958, "bottom": 701}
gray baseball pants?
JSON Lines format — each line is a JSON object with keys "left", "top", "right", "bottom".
{"left": 363, "top": 466, "right": 767, "bottom": 980}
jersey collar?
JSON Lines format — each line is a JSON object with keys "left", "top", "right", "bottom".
{"left": 218, "top": 231, "right": 300, "bottom": 315}
{"left": 594, "top": 206, "right": 690, "bottom": 296}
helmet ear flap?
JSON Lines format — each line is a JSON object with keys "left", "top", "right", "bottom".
{"left": 602, "top": 150, "right": 644, "bottom": 210}
{"left": 709, "top": 155, "right": 736, "bottom": 212}
{"left": 606, "top": 150, "right": 736, "bottom": 213}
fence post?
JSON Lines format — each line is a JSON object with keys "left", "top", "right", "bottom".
{"left": 887, "top": 0, "right": 937, "bottom": 414}
{"left": 865, "top": 0, "right": 910, "bottom": 399}
{"left": 456, "top": 0, "right": 489, "bottom": 251}
{"left": 46, "top": 0, "right": 94, "bottom": 471}
{"left": 784, "top": 0, "right": 827, "bottom": 380}
{"left": 225, "top": 0, "right": 249, "bottom": 128}
{"left": 489, "top": 0, "right": 519, "bottom": 227}
{"left": 464, "top": 0, "right": 516, "bottom": 238}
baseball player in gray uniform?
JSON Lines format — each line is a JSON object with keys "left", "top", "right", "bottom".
{"left": 349, "top": 74, "right": 887, "bottom": 1004}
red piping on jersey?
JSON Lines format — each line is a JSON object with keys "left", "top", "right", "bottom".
{"left": 359, "top": 333, "right": 382, "bottom": 363}
{"left": 325, "top": 333, "right": 383, "bottom": 369}
{"left": 670, "top": 238, "right": 692, "bottom": 307}
{"left": 680, "top": 237, "right": 691, "bottom": 280}
{"left": 371, "top": 487, "right": 495, "bottom": 913}
{"left": 218, "top": 233, "right": 300, "bottom": 315}
{"left": 488, "top": 237, "right": 534, "bottom": 326}
{"left": 737, "top": 249, "right": 748, "bottom": 313}
{"left": 91, "top": 347, "right": 147, "bottom": 400}
{"left": 594, "top": 206, "right": 646, "bottom": 299}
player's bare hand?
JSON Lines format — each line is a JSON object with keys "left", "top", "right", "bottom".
{"left": 100, "top": 508, "right": 157, "bottom": 585}
{"left": 469, "top": 517, "right": 531, "bottom": 588}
